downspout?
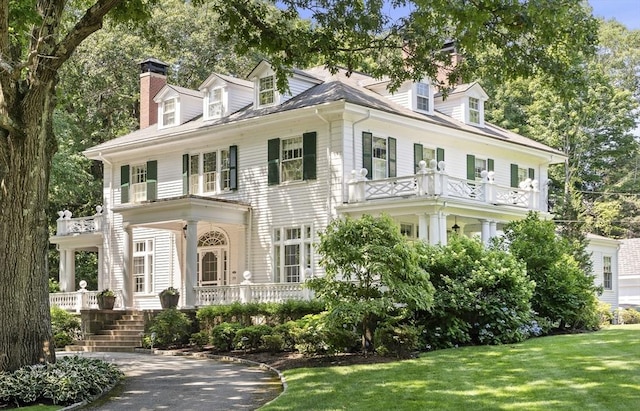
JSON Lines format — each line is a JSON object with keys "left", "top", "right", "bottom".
{"left": 247, "top": 207, "right": 252, "bottom": 279}
{"left": 98, "top": 152, "right": 114, "bottom": 290}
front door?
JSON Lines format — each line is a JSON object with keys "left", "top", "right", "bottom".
{"left": 198, "top": 246, "right": 227, "bottom": 286}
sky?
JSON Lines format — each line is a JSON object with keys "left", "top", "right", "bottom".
{"left": 589, "top": 0, "right": 640, "bottom": 29}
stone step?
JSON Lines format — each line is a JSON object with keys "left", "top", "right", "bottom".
{"left": 66, "top": 345, "right": 136, "bottom": 353}
{"left": 80, "top": 339, "right": 141, "bottom": 347}
{"left": 85, "top": 334, "right": 141, "bottom": 342}
{"left": 104, "top": 324, "right": 145, "bottom": 331}
{"left": 96, "top": 329, "right": 144, "bottom": 337}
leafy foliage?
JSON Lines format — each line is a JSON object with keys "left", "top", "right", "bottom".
{"left": 309, "top": 215, "right": 433, "bottom": 352}
{"left": 210, "top": 322, "right": 243, "bottom": 352}
{"left": 0, "top": 356, "right": 123, "bottom": 407}
{"left": 415, "top": 235, "right": 535, "bottom": 348}
{"left": 500, "top": 213, "right": 601, "bottom": 331}
{"left": 618, "top": 307, "right": 640, "bottom": 324}
{"left": 144, "top": 309, "right": 192, "bottom": 349}
{"left": 50, "top": 307, "right": 81, "bottom": 349}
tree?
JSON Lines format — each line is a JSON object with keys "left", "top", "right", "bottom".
{"left": 0, "top": 0, "right": 600, "bottom": 371}
{"left": 499, "top": 213, "right": 600, "bottom": 331}
{"left": 308, "top": 215, "right": 433, "bottom": 352}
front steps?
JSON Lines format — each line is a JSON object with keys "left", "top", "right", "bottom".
{"left": 67, "top": 311, "right": 145, "bottom": 353}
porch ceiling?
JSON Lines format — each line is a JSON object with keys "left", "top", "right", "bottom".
{"left": 49, "top": 231, "right": 103, "bottom": 250}
{"left": 113, "top": 195, "right": 251, "bottom": 228}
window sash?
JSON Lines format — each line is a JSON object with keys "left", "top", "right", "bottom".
{"left": 372, "top": 137, "right": 387, "bottom": 179}
{"left": 281, "top": 136, "right": 303, "bottom": 182}
{"left": 133, "top": 240, "right": 153, "bottom": 293}
{"left": 163, "top": 99, "right": 176, "bottom": 125}
{"left": 273, "top": 225, "right": 312, "bottom": 283}
{"left": 416, "top": 83, "right": 430, "bottom": 111}
{"left": 469, "top": 97, "right": 480, "bottom": 124}
{"left": 474, "top": 158, "right": 487, "bottom": 179}
{"left": 259, "top": 76, "right": 275, "bottom": 105}
{"left": 220, "top": 149, "right": 231, "bottom": 190}
{"left": 208, "top": 88, "right": 223, "bottom": 118}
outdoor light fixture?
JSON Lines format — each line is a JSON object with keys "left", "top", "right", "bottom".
{"left": 182, "top": 224, "right": 187, "bottom": 238}
{"left": 452, "top": 217, "right": 460, "bottom": 233}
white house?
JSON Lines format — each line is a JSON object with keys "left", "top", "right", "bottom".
{"left": 586, "top": 234, "right": 620, "bottom": 312}
{"left": 618, "top": 238, "right": 640, "bottom": 307}
{"left": 50, "top": 57, "right": 570, "bottom": 311}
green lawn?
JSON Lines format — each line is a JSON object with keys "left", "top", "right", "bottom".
{"left": 262, "top": 325, "right": 640, "bottom": 410}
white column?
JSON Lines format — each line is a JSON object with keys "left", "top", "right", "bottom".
{"left": 184, "top": 220, "right": 198, "bottom": 307}
{"left": 97, "top": 245, "right": 104, "bottom": 291}
{"left": 64, "top": 249, "right": 75, "bottom": 292}
{"left": 122, "top": 225, "right": 133, "bottom": 308}
{"left": 481, "top": 220, "right": 491, "bottom": 245}
{"left": 438, "top": 213, "right": 448, "bottom": 245}
{"left": 429, "top": 213, "right": 439, "bottom": 245}
{"left": 59, "top": 249, "right": 67, "bottom": 291}
{"left": 418, "top": 214, "right": 428, "bottom": 242}
{"left": 489, "top": 221, "right": 498, "bottom": 241}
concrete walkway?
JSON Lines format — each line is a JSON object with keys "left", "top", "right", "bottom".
{"left": 60, "top": 352, "right": 282, "bottom": 410}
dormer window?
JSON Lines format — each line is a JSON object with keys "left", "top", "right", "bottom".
{"left": 162, "top": 98, "right": 176, "bottom": 126}
{"left": 469, "top": 97, "right": 480, "bottom": 124}
{"left": 208, "top": 88, "right": 223, "bottom": 118}
{"left": 259, "top": 76, "right": 275, "bottom": 106}
{"left": 416, "top": 82, "right": 430, "bottom": 112}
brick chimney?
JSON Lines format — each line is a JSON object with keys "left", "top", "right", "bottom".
{"left": 139, "top": 58, "right": 169, "bottom": 129}
{"left": 435, "top": 41, "right": 463, "bottom": 87}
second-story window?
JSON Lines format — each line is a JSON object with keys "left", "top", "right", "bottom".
{"left": 187, "top": 149, "right": 235, "bottom": 194}
{"left": 372, "top": 137, "right": 387, "bottom": 179}
{"left": 416, "top": 82, "right": 430, "bottom": 112}
{"left": 208, "top": 88, "right": 223, "bottom": 118}
{"left": 163, "top": 98, "right": 176, "bottom": 126}
{"left": 363, "top": 132, "right": 396, "bottom": 180}
{"left": 474, "top": 158, "right": 487, "bottom": 180}
{"left": 259, "top": 76, "right": 275, "bottom": 106}
{"left": 469, "top": 97, "right": 480, "bottom": 124}
{"left": 131, "top": 164, "right": 147, "bottom": 202}
{"left": 281, "top": 136, "right": 303, "bottom": 182}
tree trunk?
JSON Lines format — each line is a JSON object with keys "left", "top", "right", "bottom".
{"left": 0, "top": 79, "right": 57, "bottom": 372}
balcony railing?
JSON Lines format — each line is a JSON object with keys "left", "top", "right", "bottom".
{"left": 348, "top": 160, "right": 544, "bottom": 211}
{"left": 55, "top": 206, "right": 104, "bottom": 236}
{"left": 49, "top": 288, "right": 125, "bottom": 312}
{"left": 196, "top": 282, "right": 311, "bottom": 306}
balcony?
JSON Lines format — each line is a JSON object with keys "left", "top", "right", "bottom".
{"left": 55, "top": 206, "right": 104, "bottom": 236}
{"left": 347, "top": 160, "right": 545, "bottom": 211}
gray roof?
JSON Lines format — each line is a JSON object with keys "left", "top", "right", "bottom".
{"left": 619, "top": 239, "right": 640, "bottom": 277}
{"left": 86, "top": 67, "right": 564, "bottom": 158}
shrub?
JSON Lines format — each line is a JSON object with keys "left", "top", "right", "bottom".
{"left": 597, "top": 302, "right": 614, "bottom": 326}
{"left": 618, "top": 307, "right": 640, "bottom": 324}
{"left": 145, "top": 309, "right": 192, "bottom": 349}
{"left": 290, "top": 314, "right": 328, "bottom": 356}
{"left": 211, "top": 322, "right": 243, "bottom": 352}
{"left": 415, "top": 235, "right": 535, "bottom": 347}
{"left": 234, "top": 325, "right": 273, "bottom": 351}
{"left": 374, "top": 323, "right": 420, "bottom": 358}
{"left": 190, "top": 330, "right": 210, "bottom": 348}
{"left": 262, "top": 334, "right": 285, "bottom": 353}
{"left": 50, "top": 306, "right": 81, "bottom": 348}
{"left": 0, "top": 356, "right": 123, "bottom": 407}
{"left": 273, "top": 322, "right": 298, "bottom": 351}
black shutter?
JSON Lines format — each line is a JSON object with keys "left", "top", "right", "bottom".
{"left": 303, "top": 132, "right": 316, "bottom": 180}
{"left": 182, "top": 154, "right": 189, "bottom": 195}
{"left": 510, "top": 163, "right": 519, "bottom": 187}
{"left": 120, "top": 165, "right": 130, "bottom": 203}
{"left": 436, "top": 147, "right": 445, "bottom": 163}
{"left": 388, "top": 137, "right": 396, "bottom": 178}
{"left": 229, "top": 145, "right": 238, "bottom": 190}
{"left": 146, "top": 160, "right": 157, "bottom": 200}
{"left": 488, "top": 158, "right": 494, "bottom": 172}
{"left": 414, "top": 143, "right": 423, "bottom": 172}
{"left": 528, "top": 168, "right": 535, "bottom": 180}
{"left": 268, "top": 138, "right": 280, "bottom": 185}
{"left": 362, "top": 132, "right": 372, "bottom": 178}
{"left": 466, "top": 154, "right": 476, "bottom": 180}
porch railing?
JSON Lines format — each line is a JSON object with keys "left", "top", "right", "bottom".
{"left": 196, "top": 282, "right": 311, "bottom": 306}
{"left": 55, "top": 206, "right": 104, "bottom": 236}
{"left": 347, "top": 160, "right": 543, "bottom": 211}
{"left": 49, "top": 287, "right": 124, "bottom": 312}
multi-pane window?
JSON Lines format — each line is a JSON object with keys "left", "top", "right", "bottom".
{"left": 259, "top": 76, "right": 275, "bottom": 106}
{"left": 163, "top": 98, "right": 176, "bottom": 126}
{"left": 469, "top": 97, "right": 480, "bottom": 124}
{"left": 518, "top": 167, "right": 528, "bottom": 184}
{"left": 273, "top": 225, "right": 313, "bottom": 283}
{"left": 189, "top": 150, "right": 232, "bottom": 193}
{"left": 603, "top": 256, "right": 612, "bottom": 290}
{"left": 131, "top": 164, "right": 147, "bottom": 202}
{"left": 416, "top": 82, "right": 430, "bottom": 112}
{"left": 423, "top": 148, "right": 436, "bottom": 163}
{"left": 208, "top": 88, "right": 223, "bottom": 118}
{"left": 281, "top": 136, "right": 303, "bottom": 182}
{"left": 400, "top": 223, "right": 415, "bottom": 238}
{"left": 372, "top": 136, "right": 387, "bottom": 179}
{"left": 133, "top": 239, "right": 154, "bottom": 293}
{"left": 474, "top": 158, "right": 487, "bottom": 180}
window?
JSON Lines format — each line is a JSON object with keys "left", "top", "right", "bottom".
{"left": 603, "top": 256, "right": 612, "bottom": 290}
{"left": 372, "top": 136, "right": 388, "bottom": 179}
{"left": 416, "top": 82, "right": 430, "bottom": 112}
{"left": 163, "top": 98, "right": 176, "bottom": 126}
{"left": 131, "top": 164, "right": 147, "bottom": 202}
{"left": 469, "top": 97, "right": 480, "bottom": 124}
{"left": 259, "top": 76, "right": 275, "bottom": 106}
{"left": 273, "top": 225, "right": 313, "bottom": 283}
{"left": 187, "top": 149, "right": 235, "bottom": 193}
{"left": 208, "top": 88, "right": 223, "bottom": 118}
{"left": 474, "top": 158, "right": 487, "bottom": 180}
{"left": 518, "top": 167, "right": 528, "bottom": 184}
{"left": 133, "top": 239, "right": 154, "bottom": 293}
{"left": 423, "top": 148, "right": 436, "bottom": 163}
{"left": 281, "top": 136, "right": 303, "bottom": 182}
{"left": 400, "top": 223, "right": 415, "bottom": 238}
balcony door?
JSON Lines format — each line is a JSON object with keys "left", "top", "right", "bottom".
{"left": 197, "top": 230, "right": 228, "bottom": 286}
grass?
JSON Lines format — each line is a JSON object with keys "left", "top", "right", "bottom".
{"left": 261, "top": 324, "right": 640, "bottom": 410}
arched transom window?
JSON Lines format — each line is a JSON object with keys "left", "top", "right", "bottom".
{"left": 198, "top": 230, "right": 227, "bottom": 247}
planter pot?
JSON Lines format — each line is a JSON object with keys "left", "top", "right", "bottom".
{"left": 97, "top": 295, "right": 116, "bottom": 310}
{"left": 160, "top": 293, "right": 180, "bottom": 309}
